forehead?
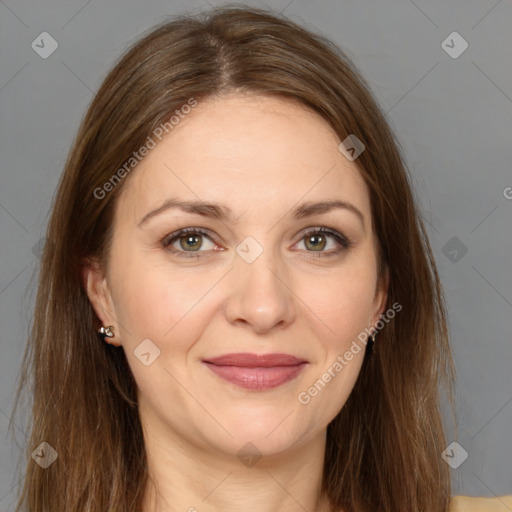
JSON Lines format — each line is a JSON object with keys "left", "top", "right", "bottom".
{"left": 115, "top": 93, "right": 370, "bottom": 223}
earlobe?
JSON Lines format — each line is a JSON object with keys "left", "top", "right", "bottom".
{"left": 81, "top": 258, "right": 119, "bottom": 345}
{"left": 372, "top": 265, "right": 390, "bottom": 325}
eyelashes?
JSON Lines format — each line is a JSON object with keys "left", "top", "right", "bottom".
{"left": 162, "top": 227, "right": 218, "bottom": 258}
{"left": 161, "top": 226, "right": 352, "bottom": 259}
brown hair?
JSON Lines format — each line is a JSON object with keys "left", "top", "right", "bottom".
{"left": 10, "top": 5, "right": 455, "bottom": 511}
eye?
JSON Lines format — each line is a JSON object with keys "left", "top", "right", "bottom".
{"left": 293, "top": 227, "right": 351, "bottom": 256}
{"left": 161, "top": 226, "right": 351, "bottom": 259}
{"left": 162, "top": 228, "right": 220, "bottom": 258}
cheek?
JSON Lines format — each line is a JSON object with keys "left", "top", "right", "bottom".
{"left": 109, "top": 250, "right": 216, "bottom": 348}
{"left": 304, "top": 260, "right": 378, "bottom": 345}
{"left": 296, "top": 264, "right": 375, "bottom": 420}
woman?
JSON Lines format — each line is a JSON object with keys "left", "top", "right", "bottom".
{"left": 10, "top": 5, "right": 511, "bottom": 512}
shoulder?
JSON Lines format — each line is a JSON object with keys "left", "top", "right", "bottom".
{"left": 449, "top": 495, "right": 512, "bottom": 511}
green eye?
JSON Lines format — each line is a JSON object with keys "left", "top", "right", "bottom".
{"left": 162, "top": 226, "right": 351, "bottom": 259}
{"left": 304, "top": 233, "right": 327, "bottom": 251}
{"left": 162, "top": 228, "right": 217, "bottom": 258}
{"left": 297, "top": 228, "right": 351, "bottom": 254}
{"left": 178, "top": 233, "right": 203, "bottom": 251}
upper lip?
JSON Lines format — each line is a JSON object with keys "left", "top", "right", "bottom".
{"left": 203, "top": 353, "right": 308, "bottom": 367}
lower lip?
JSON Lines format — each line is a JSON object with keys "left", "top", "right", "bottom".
{"left": 203, "top": 362, "right": 307, "bottom": 391}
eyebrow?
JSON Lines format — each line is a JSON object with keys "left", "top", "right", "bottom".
{"left": 137, "top": 198, "right": 365, "bottom": 229}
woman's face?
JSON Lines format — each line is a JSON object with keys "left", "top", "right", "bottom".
{"left": 86, "top": 93, "right": 387, "bottom": 458}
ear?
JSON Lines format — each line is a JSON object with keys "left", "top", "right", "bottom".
{"left": 371, "top": 265, "right": 389, "bottom": 327}
{"left": 82, "top": 257, "right": 122, "bottom": 347}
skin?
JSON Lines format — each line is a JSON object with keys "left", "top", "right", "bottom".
{"left": 84, "top": 93, "right": 388, "bottom": 512}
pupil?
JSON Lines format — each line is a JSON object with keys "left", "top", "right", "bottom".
{"left": 182, "top": 235, "right": 201, "bottom": 250}
{"left": 307, "top": 234, "right": 325, "bottom": 251}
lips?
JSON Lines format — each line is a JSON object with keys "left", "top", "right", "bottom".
{"left": 202, "top": 353, "right": 308, "bottom": 391}
{"left": 203, "top": 353, "right": 307, "bottom": 367}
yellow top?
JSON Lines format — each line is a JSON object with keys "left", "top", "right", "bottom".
{"left": 449, "top": 495, "right": 512, "bottom": 511}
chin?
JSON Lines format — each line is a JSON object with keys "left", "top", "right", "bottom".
{"left": 204, "top": 410, "right": 310, "bottom": 457}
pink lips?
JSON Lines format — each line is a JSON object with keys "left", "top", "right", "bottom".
{"left": 202, "top": 353, "right": 308, "bottom": 391}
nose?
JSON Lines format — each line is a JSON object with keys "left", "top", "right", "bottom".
{"left": 224, "top": 248, "right": 296, "bottom": 334}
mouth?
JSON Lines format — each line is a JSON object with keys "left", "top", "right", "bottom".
{"left": 202, "top": 353, "right": 308, "bottom": 391}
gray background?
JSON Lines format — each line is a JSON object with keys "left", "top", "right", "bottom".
{"left": 1, "top": 0, "right": 511, "bottom": 509}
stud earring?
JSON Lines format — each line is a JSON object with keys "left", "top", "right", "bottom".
{"left": 367, "top": 332, "right": 376, "bottom": 354}
{"left": 98, "top": 325, "right": 114, "bottom": 341}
